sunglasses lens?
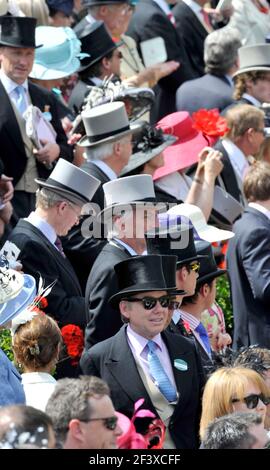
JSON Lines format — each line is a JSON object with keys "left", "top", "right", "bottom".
{"left": 245, "top": 395, "right": 259, "bottom": 409}
{"left": 142, "top": 298, "right": 156, "bottom": 310}
{"left": 159, "top": 296, "right": 170, "bottom": 308}
{"left": 190, "top": 262, "right": 200, "bottom": 273}
{"left": 105, "top": 417, "right": 118, "bottom": 430}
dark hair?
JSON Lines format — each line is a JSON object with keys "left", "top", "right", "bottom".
{"left": 13, "top": 314, "right": 62, "bottom": 371}
{"left": 181, "top": 280, "right": 214, "bottom": 306}
{"left": 243, "top": 161, "right": 270, "bottom": 202}
{"left": 79, "top": 51, "right": 114, "bottom": 80}
{"left": 0, "top": 405, "right": 54, "bottom": 449}
{"left": 202, "top": 412, "right": 263, "bottom": 449}
{"left": 46, "top": 376, "right": 110, "bottom": 445}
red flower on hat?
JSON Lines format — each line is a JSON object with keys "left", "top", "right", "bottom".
{"left": 61, "top": 324, "right": 84, "bottom": 366}
{"left": 192, "top": 108, "right": 230, "bottom": 137}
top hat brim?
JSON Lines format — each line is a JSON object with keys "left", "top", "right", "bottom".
{"left": 78, "top": 120, "right": 143, "bottom": 148}
{"left": 0, "top": 40, "right": 43, "bottom": 49}
{"left": 233, "top": 65, "right": 270, "bottom": 78}
{"left": 109, "top": 285, "right": 179, "bottom": 308}
{"left": 35, "top": 179, "right": 91, "bottom": 207}
{"left": 197, "top": 268, "right": 227, "bottom": 285}
{"left": 0, "top": 274, "right": 36, "bottom": 327}
{"left": 176, "top": 254, "right": 206, "bottom": 268}
{"left": 120, "top": 135, "right": 177, "bottom": 177}
{"left": 78, "top": 40, "right": 122, "bottom": 72}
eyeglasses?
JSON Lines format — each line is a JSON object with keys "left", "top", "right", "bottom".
{"left": 122, "top": 295, "right": 175, "bottom": 310}
{"left": 255, "top": 128, "right": 267, "bottom": 137}
{"left": 67, "top": 202, "right": 84, "bottom": 221}
{"left": 232, "top": 393, "right": 270, "bottom": 409}
{"left": 80, "top": 416, "right": 118, "bottom": 431}
{"left": 189, "top": 261, "right": 200, "bottom": 273}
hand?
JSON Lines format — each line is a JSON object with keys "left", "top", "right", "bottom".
{"left": 61, "top": 116, "right": 73, "bottom": 135}
{"left": 0, "top": 202, "right": 13, "bottom": 224}
{"left": 216, "top": 332, "right": 232, "bottom": 350}
{"left": 0, "top": 174, "right": 14, "bottom": 204}
{"left": 34, "top": 140, "right": 60, "bottom": 165}
{"left": 67, "top": 133, "right": 82, "bottom": 146}
{"left": 150, "top": 61, "right": 180, "bottom": 82}
{"left": 197, "top": 148, "right": 223, "bottom": 182}
{"left": 194, "top": 146, "right": 213, "bottom": 178}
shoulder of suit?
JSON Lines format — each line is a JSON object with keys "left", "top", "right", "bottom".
{"left": 163, "top": 328, "right": 197, "bottom": 353}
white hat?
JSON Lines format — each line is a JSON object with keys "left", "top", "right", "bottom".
{"left": 166, "top": 203, "right": 235, "bottom": 242}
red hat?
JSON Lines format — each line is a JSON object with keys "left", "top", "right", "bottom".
{"left": 153, "top": 111, "right": 217, "bottom": 181}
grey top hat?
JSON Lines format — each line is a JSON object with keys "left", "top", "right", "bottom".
{"left": 120, "top": 124, "right": 177, "bottom": 177}
{"left": 78, "top": 102, "right": 142, "bottom": 148}
{"left": 98, "top": 174, "right": 157, "bottom": 223}
{"left": 233, "top": 44, "right": 270, "bottom": 78}
{"left": 35, "top": 158, "right": 101, "bottom": 207}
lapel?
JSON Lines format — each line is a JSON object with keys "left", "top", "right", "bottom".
{"left": 0, "top": 81, "right": 26, "bottom": 156}
{"left": 81, "top": 161, "right": 110, "bottom": 185}
{"left": 105, "top": 326, "right": 150, "bottom": 403}
{"left": 18, "top": 220, "right": 82, "bottom": 292}
{"left": 181, "top": 2, "right": 208, "bottom": 37}
{"left": 217, "top": 141, "right": 242, "bottom": 201}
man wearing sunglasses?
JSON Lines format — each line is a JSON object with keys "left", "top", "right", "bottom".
{"left": 80, "top": 254, "right": 205, "bottom": 449}
{"left": 46, "top": 376, "right": 122, "bottom": 449}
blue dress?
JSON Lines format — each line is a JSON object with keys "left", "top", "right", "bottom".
{"left": 0, "top": 348, "right": 25, "bottom": 406}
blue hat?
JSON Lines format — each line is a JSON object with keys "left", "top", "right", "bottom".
{"left": 0, "top": 268, "right": 36, "bottom": 327}
{"left": 30, "top": 26, "right": 85, "bottom": 80}
{"left": 46, "top": 0, "right": 74, "bottom": 16}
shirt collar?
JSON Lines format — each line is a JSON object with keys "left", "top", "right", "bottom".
{"left": 225, "top": 74, "right": 234, "bottom": 88}
{"left": 85, "top": 13, "right": 97, "bottom": 25}
{"left": 127, "top": 324, "right": 163, "bottom": 354}
{"left": 179, "top": 309, "right": 200, "bottom": 329}
{"left": 222, "top": 138, "right": 249, "bottom": 180}
{"left": 248, "top": 202, "right": 270, "bottom": 220}
{"left": 0, "top": 69, "right": 28, "bottom": 95}
{"left": 25, "top": 212, "right": 57, "bottom": 245}
{"left": 91, "top": 160, "right": 117, "bottom": 180}
{"left": 112, "top": 238, "right": 139, "bottom": 256}
{"left": 242, "top": 93, "right": 261, "bottom": 107}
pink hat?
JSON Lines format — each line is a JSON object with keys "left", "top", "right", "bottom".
{"left": 116, "top": 412, "right": 148, "bottom": 449}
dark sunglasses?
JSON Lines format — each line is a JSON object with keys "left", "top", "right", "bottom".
{"left": 189, "top": 261, "right": 200, "bottom": 273}
{"left": 80, "top": 416, "right": 118, "bottom": 431}
{"left": 123, "top": 295, "right": 176, "bottom": 310}
{"left": 232, "top": 393, "right": 270, "bottom": 409}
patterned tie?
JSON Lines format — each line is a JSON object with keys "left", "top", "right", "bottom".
{"left": 14, "top": 85, "right": 27, "bottom": 115}
{"left": 195, "top": 322, "right": 212, "bottom": 356}
{"left": 147, "top": 340, "right": 177, "bottom": 402}
{"left": 54, "top": 237, "right": 66, "bottom": 258}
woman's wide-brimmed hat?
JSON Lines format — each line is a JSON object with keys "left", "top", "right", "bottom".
{"left": 195, "top": 240, "right": 226, "bottom": 285}
{"left": 78, "top": 102, "right": 142, "bottom": 148}
{"left": 0, "top": 257, "right": 36, "bottom": 327}
{"left": 153, "top": 111, "right": 215, "bottom": 180}
{"left": 120, "top": 124, "right": 177, "bottom": 177}
{"left": 109, "top": 254, "right": 178, "bottom": 307}
{"left": 233, "top": 44, "right": 270, "bottom": 78}
{"left": 35, "top": 158, "right": 100, "bottom": 208}
{"left": 0, "top": 16, "right": 42, "bottom": 48}
{"left": 30, "top": 26, "right": 84, "bottom": 80}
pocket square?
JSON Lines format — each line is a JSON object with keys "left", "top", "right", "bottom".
{"left": 174, "top": 359, "right": 188, "bottom": 371}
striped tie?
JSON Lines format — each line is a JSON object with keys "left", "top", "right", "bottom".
{"left": 147, "top": 340, "right": 177, "bottom": 402}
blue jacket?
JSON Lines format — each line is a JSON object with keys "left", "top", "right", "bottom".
{"left": 0, "top": 348, "right": 25, "bottom": 406}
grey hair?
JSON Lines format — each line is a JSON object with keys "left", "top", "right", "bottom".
{"left": 85, "top": 136, "right": 131, "bottom": 162}
{"left": 204, "top": 27, "right": 241, "bottom": 75}
{"left": 35, "top": 188, "right": 67, "bottom": 210}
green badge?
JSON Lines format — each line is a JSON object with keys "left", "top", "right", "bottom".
{"left": 174, "top": 359, "right": 188, "bottom": 371}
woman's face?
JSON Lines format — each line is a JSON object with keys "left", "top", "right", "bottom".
{"left": 231, "top": 380, "right": 267, "bottom": 423}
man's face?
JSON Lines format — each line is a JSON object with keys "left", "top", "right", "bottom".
{"left": 176, "top": 263, "right": 199, "bottom": 296}
{"left": 204, "top": 278, "right": 217, "bottom": 310}
{"left": 247, "top": 73, "right": 270, "bottom": 103}
{"left": 101, "top": 3, "right": 132, "bottom": 35}
{"left": 120, "top": 290, "right": 171, "bottom": 338}
{"left": 56, "top": 201, "right": 83, "bottom": 236}
{"left": 0, "top": 47, "right": 35, "bottom": 84}
{"left": 109, "top": 48, "right": 122, "bottom": 77}
{"left": 79, "top": 395, "right": 122, "bottom": 449}
{"left": 248, "top": 119, "right": 266, "bottom": 155}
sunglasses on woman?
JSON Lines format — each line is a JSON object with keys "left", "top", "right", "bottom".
{"left": 232, "top": 393, "right": 270, "bottom": 409}
{"left": 80, "top": 416, "right": 118, "bottom": 431}
{"left": 123, "top": 295, "right": 179, "bottom": 310}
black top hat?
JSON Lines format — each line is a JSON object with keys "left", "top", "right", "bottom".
{"left": 109, "top": 254, "right": 179, "bottom": 307}
{"left": 46, "top": 0, "right": 74, "bottom": 16}
{"left": 195, "top": 240, "right": 226, "bottom": 285}
{"left": 0, "top": 16, "right": 42, "bottom": 49}
{"left": 82, "top": 0, "right": 133, "bottom": 7}
{"left": 76, "top": 20, "right": 121, "bottom": 72}
{"left": 146, "top": 226, "right": 205, "bottom": 268}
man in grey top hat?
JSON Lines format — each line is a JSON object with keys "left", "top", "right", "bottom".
{"left": 82, "top": 174, "right": 164, "bottom": 350}
{"left": 62, "top": 101, "right": 141, "bottom": 291}
{"left": 8, "top": 159, "right": 100, "bottom": 377}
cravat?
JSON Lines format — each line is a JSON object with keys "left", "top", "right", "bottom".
{"left": 54, "top": 237, "right": 66, "bottom": 258}
{"left": 195, "top": 322, "right": 212, "bottom": 356}
{"left": 14, "top": 85, "right": 27, "bottom": 115}
{"left": 201, "top": 9, "right": 212, "bottom": 31}
{"left": 147, "top": 340, "right": 177, "bottom": 402}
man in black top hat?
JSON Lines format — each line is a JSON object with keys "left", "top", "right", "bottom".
{"left": 0, "top": 16, "right": 73, "bottom": 219}
{"left": 80, "top": 254, "right": 205, "bottom": 449}
{"left": 69, "top": 21, "right": 122, "bottom": 114}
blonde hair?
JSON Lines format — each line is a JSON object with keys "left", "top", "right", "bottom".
{"left": 224, "top": 104, "right": 265, "bottom": 141}
{"left": 233, "top": 71, "right": 270, "bottom": 101}
{"left": 16, "top": 0, "right": 50, "bottom": 26}
{"left": 200, "top": 367, "right": 268, "bottom": 440}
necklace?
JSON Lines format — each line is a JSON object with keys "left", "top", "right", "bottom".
{"left": 121, "top": 37, "right": 142, "bottom": 74}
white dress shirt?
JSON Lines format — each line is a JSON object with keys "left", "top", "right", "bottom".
{"left": 242, "top": 93, "right": 261, "bottom": 107}
{"left": 91, "top": 160, "right": 117, "bottom": 181}
{"left": 21, "top": 372, "right": 57, "bottom": 412}
{"left": 222, "top": 138, "right": 249, "bottom": 181}
{"left": 155, "top": 171, "right": 192, "bottom": 201}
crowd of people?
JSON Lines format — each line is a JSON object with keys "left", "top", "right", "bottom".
{"left": 0, "top": 0, "right": 270, "bottom": 451}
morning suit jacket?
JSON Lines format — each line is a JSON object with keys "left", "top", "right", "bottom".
{"left": 62, "top": 162, "right": 108, "bottom": 291}
{"left": 0, "top": 348, "right": 25, "bottom": 407}
{"left": 0, "top": 81, "right": 73, "bottom": 186}
{"left": 127, "top": 0, "right": 197, "bottom": 121}
{"left": 8, "top": 220, "right": 86, "bottom": 328}
{"left": 173, "top": 1, "right": 208, "bottom": 78}
{"left": 176, "top": 74, "right": 234, "bottom": 114}
{"left": 80, "top": 325, "right": 205, "bottom": 449}
{"left": 83, "top": 240, "right": 132, "bottom": 350}
{"left": 214, "top": 140, "right": 242, "bottom": 203}
{"left": 227, "top": 207, "right": 270, "bottom": 349}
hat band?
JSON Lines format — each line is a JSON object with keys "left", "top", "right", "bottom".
{"left": 43, "top": 178, "right": 89, "bottom": 202}
{"left": 86, "top": 124, "right": 130, "bottom": 143}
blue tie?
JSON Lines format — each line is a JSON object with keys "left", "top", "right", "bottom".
{"left": 195, "top": 322, "right": 212, "bottom": 356}
{"left": 147, "top": 340, "right": 177, "bottom": 402}
{"left": 14, "top": 85, "right": 27, "bottom": 115}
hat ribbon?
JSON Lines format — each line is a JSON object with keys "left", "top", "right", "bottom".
{"left": 87, "top": 124, "right": 130, "bottom": 143}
